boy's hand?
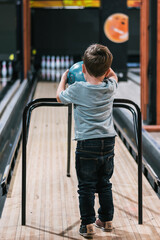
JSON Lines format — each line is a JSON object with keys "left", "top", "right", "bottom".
{"left": 106, "top": 68, "right": 118, "bottom": 82}
{"left": 56, "top": 69, "right": 69, "bottom": 102}
{"left": 61, "top": 69, "right": 69, "bottom": 83}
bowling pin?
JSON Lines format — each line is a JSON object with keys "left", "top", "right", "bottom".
{"left": 56, "top": 69, "right": 61, "bottom": 82}
{"left": 51, "top": 56, "right": 55, "bottom": 69}
{"left": 8, "top": 61, "right": 13, "bottom": 77}
{"left": 41, "top": 68, "right": 46, "bottom": 80}
{"left": 46, "top": 56, "right": 51, "bottom": 68}
{"left": 41, "top": 55, "right": 45, "bottom": 68}
{"left": 65, "top": 55, "right": 70, "bottom": 69}
{"left": 51, "top": 69, "right": 55, "bottom": 81}
{"left": 56, "top": 56, "right": 60, "bottom": 69}
{"left": 70, "top": 56, "right": 74, "bottom": 67}
{"left": 61, "top": 56, "right": 65, "bottom": 68}
{"left": 2, "top": 61, "right": 7, "bottom": 78}
{"left": 61, "top": 68, "right": 64, "bottom": 77}
{"left": 2, "top": 78, "right": 7, "bottom": 87}
{"left": 46, "top": 68, "right": 51, "bottom": 80}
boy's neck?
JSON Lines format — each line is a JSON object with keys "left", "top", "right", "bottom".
{"left": 86, "top": 74, "right": 104, "bottom": 85}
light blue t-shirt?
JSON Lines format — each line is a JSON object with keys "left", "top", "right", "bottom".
{"left": 59, "top": 78, "right": 118, "bottom": 140}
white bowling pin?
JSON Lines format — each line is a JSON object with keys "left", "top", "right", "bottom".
{"left": 2, "top": 61, "right": 7, "bottom": 78}
{"left": 46, "top": 68, "right": 50, "bottom": 80}
{"left": 41, "top": 55, "right": 45, "bottom": 68}
{"left": 41, "top": 68, "right": 46, "bottom": 79}
{"left": 8, "top": 61, "right": 13, "bottom": 77}
{"left": 56, "top": 56, "right": 60, "bottom": 69}
{"left": 2, "top": 78, "right": 7, "bottom": 87}
{"left": 56, "top": 69, "right": 61, "bottom": 82}
{"left": 61, "top": 68, "right": 64, "bottom": 77}
{"left": 65, "top": 55, "right": 70, "bottom": 69}
{"left": 46, "top": 55, "right": 51, "bottom": 68}
{"left": 70, "top": 56, "right": 74, "bottom": 67}
{"left": 61, "top": 56, "right": 65, "bottom": 68}
{"left": 51, "top": 56, "right": 55, "bottom": 69}
{"left": 51, "top": 69, "right": 55, "bottom": 81}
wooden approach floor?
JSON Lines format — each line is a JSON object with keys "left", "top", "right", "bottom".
{"left": 0, "top": 82, "right": 160, "bottom": 240}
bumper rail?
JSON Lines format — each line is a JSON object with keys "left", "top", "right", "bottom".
{"left": 22, "top": 98, "right": 142, "bottom": 225}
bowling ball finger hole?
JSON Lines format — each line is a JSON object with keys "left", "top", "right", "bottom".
{"left": 69, "top": 73, "right": 75, "bottom": 84}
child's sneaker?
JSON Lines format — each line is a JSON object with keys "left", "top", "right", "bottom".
{"left": 94, "top": 219, "right": 113, "bottom": 232}
{"left": 79, "top": 224, "right": 96, "bottom": 237}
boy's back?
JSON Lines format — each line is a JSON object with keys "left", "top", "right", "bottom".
{"left": 59, "top": 78, "right": 117, "bottom": 140}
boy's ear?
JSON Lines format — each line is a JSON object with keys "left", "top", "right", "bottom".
{"left": 82, "top": 64, "right": 86, "bottom": 73}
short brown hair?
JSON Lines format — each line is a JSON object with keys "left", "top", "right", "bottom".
{"left": 83, "top": 44, "right": 113, "bottom": 77}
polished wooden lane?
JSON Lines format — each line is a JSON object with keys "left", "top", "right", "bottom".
{"left": 0, "top": 82, "right": 160, "bottom": 240}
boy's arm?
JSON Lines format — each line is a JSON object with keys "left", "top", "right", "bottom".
{"left": 106, "top": 68, "right": 118, "bottom": 82}
{"left": 56, "top": 69, "right": 69, "bottom": 102}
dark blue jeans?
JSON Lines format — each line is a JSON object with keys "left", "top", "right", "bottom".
{"left": 75, "top": 137, "right": 115, "bottom": 225}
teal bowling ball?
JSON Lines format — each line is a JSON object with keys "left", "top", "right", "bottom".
{"left": 67, "top": 61, "right": 86, "bottom": 85}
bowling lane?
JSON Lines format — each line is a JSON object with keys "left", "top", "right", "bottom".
{"left": 115, "top": 78, "right": 140, "bottom": 106}
{"left": 115, "top": 68, "right": 140, "bottom": 106}
{"left": 0, "top": 78, "right": 8, "bottom": 90}
{"left": 0, "top": 81, "right": 160, "bottom": 239}
{"left": 116, "top": 69, "right": 160, "bottom": 146}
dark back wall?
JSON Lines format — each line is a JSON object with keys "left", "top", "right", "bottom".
{"left": 31, "top": 8, "right": 99, "bottom": 56}
{"left": 0, "top": 2, "right": 17, "bottom": 60}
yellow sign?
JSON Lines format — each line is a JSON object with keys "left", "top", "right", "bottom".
{"left": 32, "top": 49, "right": 37, "bottom": 55}
{"left": 30, "top": 0, "right": 100, "bottom": 8}
{"left": 9, "top": 54, "right": 14, "bottom": 61}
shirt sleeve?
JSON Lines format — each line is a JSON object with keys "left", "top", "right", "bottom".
{"left": 59, "top": 83, "right": 78, "bottom": 104}
{"left": 107, "top": 77, "right": 118, "bottom": 93}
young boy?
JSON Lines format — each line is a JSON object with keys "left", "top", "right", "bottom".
{"left": 56, "top": 44, "right": 118, "bottom": 237}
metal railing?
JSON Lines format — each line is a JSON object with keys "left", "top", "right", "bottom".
{"left": 22, "top": 98, "right": 72, "bottom": 226}
{"left": 113, "top": 99, "right": 142, "bottom": 224}
{"left": 22, "top": 98, "right": 142, "bottom": 225}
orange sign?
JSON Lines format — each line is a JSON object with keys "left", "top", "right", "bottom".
{"left": 104, "top": 13, "right": 129, "bottom": 43}
{"left": 127, "top": 0, "right": 141, "bottom": 8}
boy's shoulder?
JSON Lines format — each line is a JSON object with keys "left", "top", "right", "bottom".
{"left": 68, "top": 81, "right": 87, "bottom": 89}
{"left": 104, "top": 77, "right": 117, "bottom": 83}
{"left": 69, "top": 77, "right": 117, "bottom": 90}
